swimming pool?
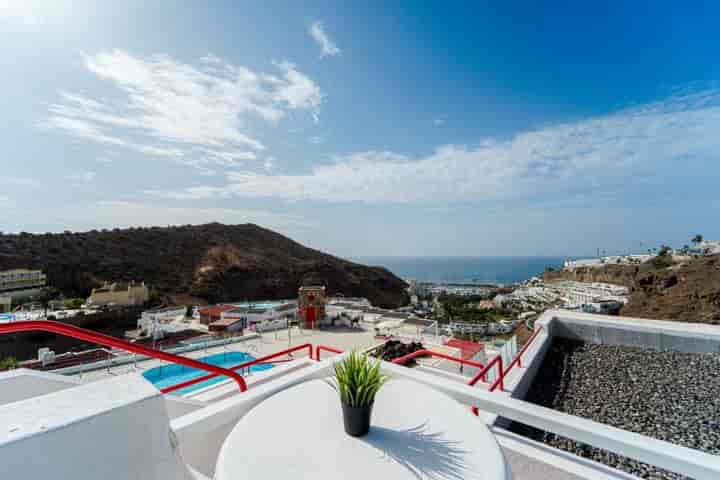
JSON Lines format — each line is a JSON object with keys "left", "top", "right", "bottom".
{"left": 232, "top": 300, "right": 293, "bottom": 310}
{"left": 142, "top": 351, "right": 273, "bottom": 394}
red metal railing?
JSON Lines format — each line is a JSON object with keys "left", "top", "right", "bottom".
{"left": 0, "top": 320, "right": 247, "bottom": 392}
{"left": 468, "top": 355, "right": 504, "bottom": 415}
{"left": 469, "top": 354, "right": 504, "bottom": 389}
{"left": 391, "top": 349, "right": 504, "bottom": 416}
{"left": 160, "top": 343, "right": 313, "bottom": 394}
{"left": 391, "top": 349, "right": 485, "bottom": 369}
{"left": 315, "top": 345, "right": 343, "bottom": 361}
{"left": 487, "top": 325, "right": 544, "bottom": 393}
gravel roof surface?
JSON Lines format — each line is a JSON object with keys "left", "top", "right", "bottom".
{"left": 510, "top": 339, "right": 720, "bottom": 480}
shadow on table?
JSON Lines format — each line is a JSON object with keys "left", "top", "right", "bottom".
{"left": 362, "top": 423, "right": 470, "bottom": 480}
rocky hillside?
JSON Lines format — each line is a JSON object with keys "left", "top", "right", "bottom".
{"left": 0, "top": 223, "right": 408, "bottom": 308}
{"left": 545, "top": 255, "right": 720, "bottom": 324}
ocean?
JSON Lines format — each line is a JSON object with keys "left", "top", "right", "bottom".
{"left": 352, "top": 256, "right": 569, "bottom": 285}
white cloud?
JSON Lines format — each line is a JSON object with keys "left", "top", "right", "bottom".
{"left": 96, "top": 156, "right": 113, "bottom": 164}
{"left": 65, "top": 171, "right": 97, "bottom": 184}
{"left": 86, "top": 201, "right": 313, "bottom": 231}
{"left": 263, "top": 157, "right": 275, "bottom": 171}
{"left": 8, "top": 177, "right": 42, "bottom": 189}
{"left": 149, "top": 89, "right": 720, "bottom": 204}
{"left": 0, "top": 3, "right": 43, "bottom": 25}
{"left": 44, "top": 50, "right": 323, "bottom": 171}
{"left": 2, "top": 200, "right": 315, "bottom": 234}
{"left": 144, "top": 185, "right": 231, "bottom": 200}
{"left": 309, "top": 21, "right": 341, "bottom": 58}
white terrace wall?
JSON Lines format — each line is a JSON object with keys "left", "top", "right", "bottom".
{"left": 0, "top": 374, "right": 193, "bottom": 480}
{"left": 0, "top": 369, "right": 81, "bottom": 406}
{"left": 546, "top": 310, "right": 720, "bottom": 354}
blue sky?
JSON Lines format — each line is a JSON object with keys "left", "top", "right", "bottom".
{"left": 1, "top": 1, "right": 719, "bottom": 257}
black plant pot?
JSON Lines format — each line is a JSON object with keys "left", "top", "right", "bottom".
{"left": 341, "top": 400, "right": 374, "bottom": 437}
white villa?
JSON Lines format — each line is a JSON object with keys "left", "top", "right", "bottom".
{"left": 216, "top": 302, "right": 297, "bottom": 333}
{"left": 137, "top": 306, "right": 188, "bottom": 338}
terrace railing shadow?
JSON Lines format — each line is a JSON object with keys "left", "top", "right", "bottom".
{"left": 362, "top": 422, "right": 470, "bottom": 480}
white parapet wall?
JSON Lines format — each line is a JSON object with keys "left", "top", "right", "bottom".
{"left": 0, "top": 373, "right": 194, "bottom": 480}
{"left": 0, "top": 369, "right": 82, "bottom": 406}
{"left": 545, "top": 309, "right": 720, "bottom": 353}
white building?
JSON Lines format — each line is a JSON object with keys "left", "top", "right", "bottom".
{"left": 218, "top": 302, "right": 297, "bottom": 333}
{"left": 688, "top": 240, "right": 720, "bottom": 256}
{"left": 0, "top": 269, "right": 47, "bottom": 301}
{"left": 563, "top": 255, "right": 653, "bottom": 270}
{"left": 137, "top": 306, "right": 188, "bottom": 337}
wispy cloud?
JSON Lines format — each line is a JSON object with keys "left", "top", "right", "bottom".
{"left": 307, "top": 136, "right": 325, "bottom": 144}
{"left": 88, "top": 201, "right": 313, "bottom": 231}
{"left": 0, "top": 3, "right": 43, "bottom": 25}
{"left": 309, "top": 21, "right": 341, "bottom": 58}
{"left": 65, "top": 171, "right": 97, "bottom": 184}
{"left": 8, "top": 177, "right": 42, "bottom": 189}
{"left": 263, "top": 157, "right": 275, "bottom": 171}
{"left": 149, "top": 89, "right": 720, "bottom": 204}
{"left": 2, "top": 200, "right": 316, "bottom": 235}
{"left": 43, "top": 50, "right": 323, "bottom": 171}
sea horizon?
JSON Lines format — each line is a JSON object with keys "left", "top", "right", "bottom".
{"left": 351, "top": 255, "right": 573, "bottom": 285}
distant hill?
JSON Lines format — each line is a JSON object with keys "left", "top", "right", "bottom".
{"left": 0, "top": 223, "right": 408, "bottom": 308}
{"left": 544, "top": 254, "right": 720, "bottom": 324}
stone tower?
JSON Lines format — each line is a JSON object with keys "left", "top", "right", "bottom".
{"left": 297, "top": 285, "right": 327, "bottom": 328}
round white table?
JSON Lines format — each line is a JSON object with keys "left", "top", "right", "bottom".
{"left": 215, "top": 378, "right": 509, "bottom": 480}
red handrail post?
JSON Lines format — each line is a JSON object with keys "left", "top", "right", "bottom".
{"left": 497, "top": 356, "right": 504, "bottom": 391}
{"left": 315, "top": 345, "right": 343, "bottom": 361}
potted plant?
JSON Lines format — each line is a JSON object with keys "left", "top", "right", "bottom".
{"left": 331, "top": 351, "right": 388, "bottom": 437}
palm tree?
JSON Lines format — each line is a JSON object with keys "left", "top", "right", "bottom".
{"left": 692, "top": 234, "right": 704, "bottom": 245}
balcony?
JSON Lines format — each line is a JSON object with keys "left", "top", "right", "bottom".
{"left": 0, "top": 312, "right": 718, "bottom": 480}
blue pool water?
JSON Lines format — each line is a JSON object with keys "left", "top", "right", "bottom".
{"left": 232, "top": 300, "right": 290, "bottom": 309}
{"left": 142, "top": 351, "right": 273, "bottom": 394}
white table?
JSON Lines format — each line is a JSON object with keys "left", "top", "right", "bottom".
{"left": 216, "top": 378, "right": 509, "bottom": 480}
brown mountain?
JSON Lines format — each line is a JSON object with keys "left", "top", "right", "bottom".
{"left": 544, "top": 254, "right": 720, "bottom": 324}
{"left": 0, "top": 223, "right": 408, "bottom": 308}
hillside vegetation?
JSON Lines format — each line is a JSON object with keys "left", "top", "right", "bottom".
{"left": 0, "top": 223, "right": 408, "bottom": 308}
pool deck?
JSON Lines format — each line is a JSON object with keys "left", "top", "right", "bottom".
{"left": 73, "top": 325, "right": 384, "bottom": 386}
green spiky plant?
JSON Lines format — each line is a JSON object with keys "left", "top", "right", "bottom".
{"left": 332, "top": 351, "right": 388, "bottom": 408}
